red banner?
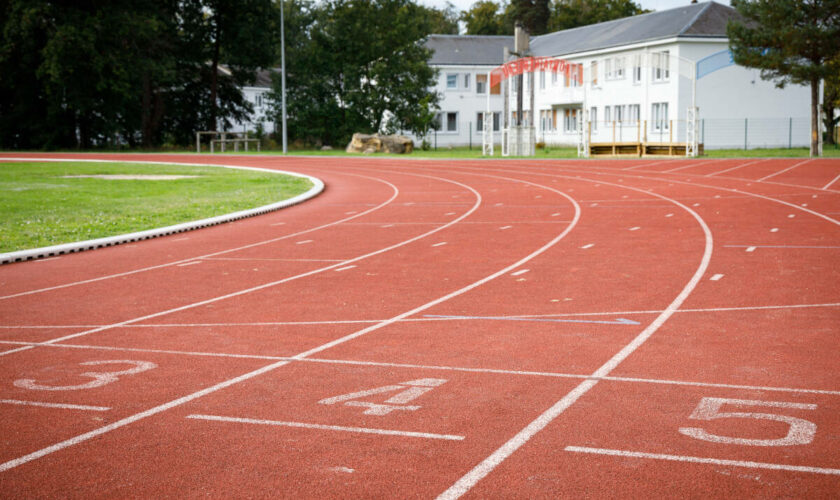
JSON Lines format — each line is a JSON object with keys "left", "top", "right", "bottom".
{"left": 489, "top": 57, "right": 581, "bottom": 88}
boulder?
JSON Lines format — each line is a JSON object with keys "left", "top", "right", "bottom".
{"left": 346, "top": 133, "right": 413, "bottom": 154}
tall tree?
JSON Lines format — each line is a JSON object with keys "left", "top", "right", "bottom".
{"left": 728, "top": 0, "right": 840, "bottom": 156}
{"left": 269, "top": 0, "right": 440, "bottom": 147}
{"left": 461, "top": 1, "right": 507, "bottom": 35}
{"left": 821, "top": 55, "right": 840, "bottom": 145}
{"left": 549, "top": 0, "right": 647, "bottom": 32}
{"left": 421, "top": 1, "right": 460, "bottom": 34}
{"left": 507, "top": 0, "right": 551, "bottom": 35}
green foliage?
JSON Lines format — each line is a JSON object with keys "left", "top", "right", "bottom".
{"left": 269, "top": 0, "right": 441, "bottom": 147}
{"left": 461, "top": 1, "right": 507, "bottom": 35}
{"left": 728, "top": 0, "right": 840, "bottom": 154}
{"left": 549, "top": 0, "right": 648, "bottom": 32}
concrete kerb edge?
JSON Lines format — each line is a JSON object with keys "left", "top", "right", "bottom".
{"left": 0, "top": 158, "right": 325, "bottom": 265}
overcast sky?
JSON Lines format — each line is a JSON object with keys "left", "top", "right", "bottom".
{"left": 420, "top": 0, "right": 733, "bottom": 15}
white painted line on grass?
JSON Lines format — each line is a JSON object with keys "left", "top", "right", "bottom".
{"left": 511, "top": 269, "right": 529, "bottom": 276}
{"left": 176, "top": 261, "right": 201, "bottom": 267}
{"left": 581, "top": 244, "right": 594, "bottom": 249}
{"left": 334, "top": 265, "right": 357, "bottom": 272}
{"left": 757, "top": 159, "right": 811, "bottom": 182}
{"left": 710, "top": 274, "right": 724, "bottom": 281}
{"left": 186, "top": 414, "right": 464, "bottom": 441}
{"left": 432, "top": 242, "right": 448, "bottom": 247}
{"left": 565, "top": 446, "right": 840, "bottom": 476}
{"left": 822, "top": 173, "right": 840, "bottom": 190}
{"left": 0, "top": 399, "right": 110, "bottom": 412}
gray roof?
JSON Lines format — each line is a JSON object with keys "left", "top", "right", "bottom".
{"left": 425, "top": 35, "right": 514, "bottom": 66}
{"left": 529, "top": 1, "right": 735, "bottom": 57}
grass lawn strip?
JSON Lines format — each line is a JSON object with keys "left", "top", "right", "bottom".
{"left": 0, "top": 161, "right": 313, "bottom": 253}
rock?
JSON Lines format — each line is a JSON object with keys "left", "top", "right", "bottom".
{"left": 346, "top": 133, "right": 413, "bottom": 154}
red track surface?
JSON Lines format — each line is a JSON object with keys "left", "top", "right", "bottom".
{"left": 1, "top": 153, "right": 839, "bottom": 498}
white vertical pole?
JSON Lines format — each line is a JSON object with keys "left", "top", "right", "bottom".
{"left": 280, "top": 0, "right": 288, "bottom": 154}
{"left": 486, "top": 71, "right": 492, "bottom": 155}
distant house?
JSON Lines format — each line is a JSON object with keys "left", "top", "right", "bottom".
{"left": 418, "top": 1, "right": 814, "bottom": 151}
{"left": 220, "top": 66, "right": 275, "bottom": 135}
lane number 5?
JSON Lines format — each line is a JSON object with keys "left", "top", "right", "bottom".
{"left": 14, "top": 360, "right": 157, "bottom": 391}
{"left": 679, "top": 397, "right": 817, "bottom": 446}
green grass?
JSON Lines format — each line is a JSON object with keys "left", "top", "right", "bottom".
{"left": 701, "top": 147, "right": 840, "bottom": 158}
{"left": 0, "top": 161, "right": 313, "bottom": 253}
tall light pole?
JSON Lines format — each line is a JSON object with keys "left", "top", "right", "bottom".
{"left": 280, "top": 0, "right": 288, "bottom": 154}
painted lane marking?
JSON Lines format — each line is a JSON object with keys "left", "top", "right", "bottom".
{"left": 581, "top": 244, "right": 594, "bottom": 249}
{"left": 710, "top": 274, "right": 724, "bottom": 281}
{"left": 629, "top": 226, "right": 640, "bottom": 231}
{"left": 726, "top": 245, "right": 840, "bottom": 250}
{"left": 32, "top": 257, "right": 61, "bottom": 263}
{"left": 0, "top": 399, "right": 110, "bottom": 412}
{"left": 423, "top": 315, "right": 640, "bottom": 326}
{"left": 564, "top": 446, "right": 840, "bottom": 476}
{"left": 756, "top": 159, "right": 811, "bottom": 182}
{"left": 693, "top": 203, "right": 701, "bottom": 207}
{"left": 1, "top": 172, "right": 401, "bottom": 300}
{"left": 334, "top": 265, "right": 356, "bottom": 272}
{"left": 345, "top": 211, "right": 357, "bottom": 215}
{"left": 381, "top": 224, "right": 394, "bottom": 228}
{"left": 0, "top": 172, "right": 579, "bottom": 472}
{"left": 172, "top": 237, "right": 190, "bottom": 241}
{"left": 665, "top": 213, "right": 674, "bottom": 218}
{"left": 494, "top": 203, "right": 503, "bottom": 206}
{"left": 746, "top": 246, "right": 757, "bottom": 252}
{"left": 802, "top": 203, "right": 808, "bottom": 207}
{"left": 186, "top": 415, "right": 464, "bottom": 441}
{"left": 822, "top": 173, "right": 840, "bottom": 190}
{"left": 499, "top": 225, "right": 512, "bottom": 230}
{"left": 437, "top": 175, "right": 713, "bottom": 500}
{"left": 770, "top": 228, "right": 779, "bottom": 233}
{"left": 510, "top": 269, "right": 529, "bottom": 276}
{"left": 296, "top": 240, "right": 313, "bottom": 245}
{"left": 319, "top": 378, "right": 446, "bottom": 416}
{"left": 552, "top": 212, "right": 561, "bottom": 216}
{"left": 5, "top": 339, "right": 840, "bottom": 397}
{"left": 203, "top": 257, "right": 344, "bottom": 262}
{"left": 788, "top": 214, "right": 795, "bottom": 218}
{"left": 269, "top": 222, "right": 286, "bottom": 226}
{"left": 176, "top": 261, "right": 201, "bottom": 267}
{"left": 445, "top": 212, "right": 456, "bottom": 215}
{"left": 432, "top": 242, "right": 447, "bottom": 247}
{"left": 705, "top": 158, "right": 766, "bottom": 177}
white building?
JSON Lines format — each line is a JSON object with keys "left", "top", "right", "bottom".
{"left": 421, "top": 1, "right": 813, "bottom": 152}
{"left": 222, "top": 67, "right": 275, "bottom": 135}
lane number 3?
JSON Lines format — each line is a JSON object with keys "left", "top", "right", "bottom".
{"left": 679, "top": 397, "right": 817, "bottom": 446}
{"left": 14, "top": 360, "right": 157, "bottom": 391}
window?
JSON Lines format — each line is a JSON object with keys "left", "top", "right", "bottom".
{"left": 255, "top": 93, "right": 264, "bottom": 108}
{"left": 493, "top": 112, "right": 501, "bottom": 131}
{"left": 551, "top": 70, "right": 558, "bottom": 86}
{"left": 464, "top": 73, "right": 470, "bottom": 89}
{"left": 605, "top": 58, "right": 613, "bottom": 80}
{"left": 615, "top": 105, "right": 624, "bottom": 123}
{"left": 633, "top": 54, "right": 642, "bottom": 83}
{"left": 628, "top": 104, "right": 640, "bottom": 123}
{"left": 540, "top": 71, "right": 546, "bottom": 90}
{"left": 477, "top": 112, "right": 501, "bottom": 132}
{"left": 591, "top": 61, "right": 598, "bottom": 86}
{"left": 653, "top": 51, "right": 670, "bottom": 82}
{"left": 615, "top": 56, "right": 625, "bottom": 79}
{"left": 564, "top": 109, "right": 578, "bottom": 133}
{"left": 590, "top": 106, "right": 598, "bottom": 130}
{"left": 477, "top": 112, "right": 484, "bottom": 132}
{"left": 604, "top": 106, "right": 611, "bottom": 125}
{"left": 476, "top": 74, "right": 487, "bottom": 94}
{"left": 652, "top": 102, "right": 669, "bottom": 131}
{"left": 446, "top": 73, "right": 458, "bottom": 89}
{"left": 446, "top": 112, "right": 458, "bottom": 132}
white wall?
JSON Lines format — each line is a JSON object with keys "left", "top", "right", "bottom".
{"left": 225, "top": 86, "right": 275, "bottom": 135}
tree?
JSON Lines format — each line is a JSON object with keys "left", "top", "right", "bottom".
{"left": 549, "top": 0, "right": 647, "bottom": 32}
{"left": 507, "top": 0, "right": 551, "bottom": 35}
{"left": 269, "top": 0, "right": 440, "bottom": 147}
{"left": 461, "top": 1, "right": 507, "bottom": 35}
{"left": 821, "top": 56, "right": 840, "bottom": 145}
{"left": 421, "top": 1, "right": 460, "bottom": 34}
{"left": 728, "top": 0, "right": 840, "bottom": 156}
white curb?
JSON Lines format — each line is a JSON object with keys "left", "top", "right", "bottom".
{"left": 0, "top": 158, "right": 325, "bottom": 265}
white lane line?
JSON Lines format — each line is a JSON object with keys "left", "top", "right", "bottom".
{"left": 437, "top": 177, "right": 713, "bottom": 500}
{"left": 710, "top": 274, "right": 724, "bottom": 281}
{"left": 705, "top": 158, "right": 766, "bottom": 177}
{"left": 580, "top": 244, "right": 594, "bottom": 249}
{"left": 629, "top": 226, "right": 641, "bottom": 231}
{"left": 176, "top": 261, "right": 201, "bottom": 267}
{"left": 186, "top": 414, "right": 464, "bottom": 441}
{"left": 269, "top": 222, "right": 286, "bottom": 226}
{"left": 770, "top": 228, "right": 779, "bottom": 232}
{"left": 822, "top": 173, "right": 840, "bottom": 190}
{"left": 445, "top": 212, "right": 456, "bottom": 216}
{"left": 499, "top": 225, "right": 512, "bottom": 230}
{"left": 665, "top": 213, "right": 674, "bottom": 218}
{"left": 662, "top": 163, "right": 702, "bottom": 173}
{"left": 746, "top": 246, "right": 757, "bottom": 252}
{"left": 0, "top": 399, "right": 110, "bottom": 412}
{"left": 565, "top": 446, "right": 840, "bottom": 476}
{"left": 172, "top": 237, "right": 190, "bottom": 241}
{"left": 296, "top": 240, "right": 313, "bottom": 245}
{"left": 381, "top": 224, "right": 394, "bottom": 228}
{"left": 788, "top": 214, "right": 796, "bottom": 218}
{"left": 1, "top": 173, "right": 401, "bottom": 300}
{"left": 4, "top": 339, "right": 840, "bottom": 397}
{"left": 0, "top": 171, "right": 581, "bottom": 472}
{"left": 757, "top": 159, "right": 811, "bottom": 182}
{"left": 31, "top": 257, "right": 61, "bottom": 263}
{"left": 511, "top": 269, "right": 529, "bottom": 276}
{"left": 725, "top": 245, "right": 840, "bottom": 250}
{"left": 432, "top": 242, "right": 448, "bottom": 247}
{"left": 334, "top": 265, "right": 356, "bottom": 272}
{"left": 345, "top": 211, "right": 357, "bottom": 215}
{"left": 551, "top": 212, "right": 562, "bottom": 216}
{"left": 203, "top": 257, "right": 344, "bottom": 262}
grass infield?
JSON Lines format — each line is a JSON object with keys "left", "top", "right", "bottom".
{"left": 0, "top": 161, "right": 313, "bottom": 253}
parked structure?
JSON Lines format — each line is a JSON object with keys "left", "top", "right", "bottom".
{"left": 417, "top": 1, "right": 815, "bottom": 153}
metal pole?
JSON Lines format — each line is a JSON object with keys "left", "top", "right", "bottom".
{"left": 280, "top": 0, "right": 288, "bottom": 154}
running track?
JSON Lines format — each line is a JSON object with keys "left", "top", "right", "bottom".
{"left": 1, "top": 153, "right": 839, "bottom": 497}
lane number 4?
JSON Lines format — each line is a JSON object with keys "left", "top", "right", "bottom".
{"left": 679, "top": 397, "right": 817, "bottom": 446}
{"left": 319, "top": 378, "right": 447, "bottom": 416}
{"left": 14, "top": 360, "right": 157, "bottom": 391}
